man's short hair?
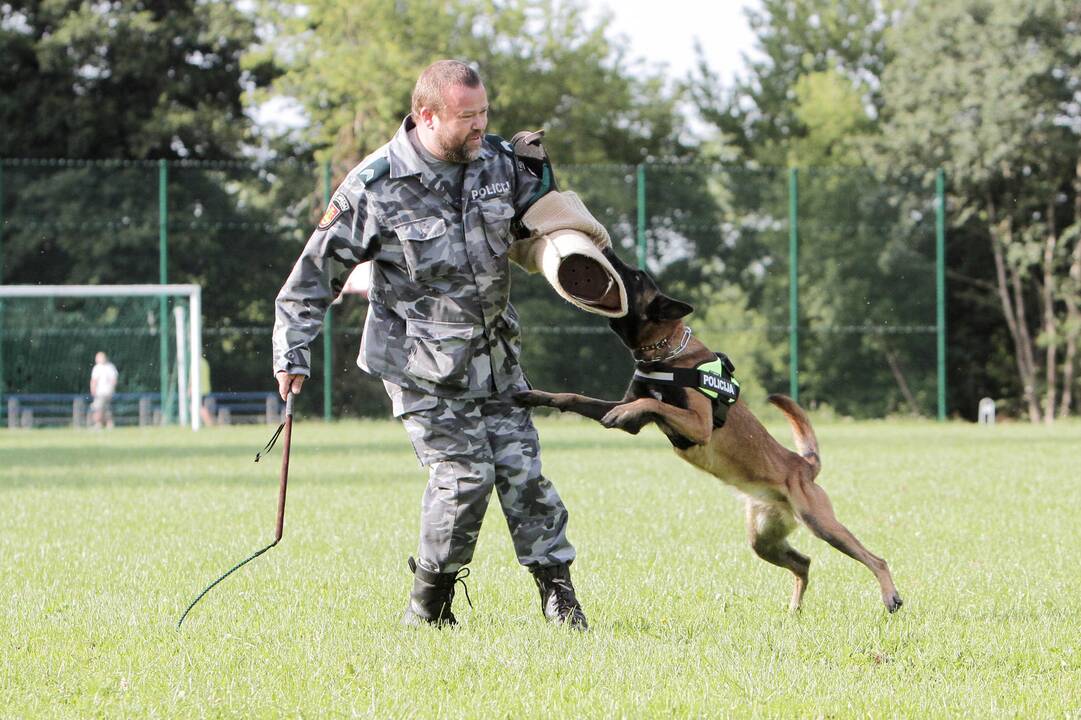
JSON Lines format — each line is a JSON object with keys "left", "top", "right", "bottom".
{"left": 411, "top": 60, "right": 482, "bottom": 119}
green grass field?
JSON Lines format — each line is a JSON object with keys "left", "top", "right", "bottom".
{"left": 2, "top": 412, "right": 1079, "bottom": 718}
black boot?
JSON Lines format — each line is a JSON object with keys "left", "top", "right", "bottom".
{"left": 401, "top": 557, "right": 471, "bottom": 627}
{"left": 531, "top": 563, "right": 588, "bottom": 630}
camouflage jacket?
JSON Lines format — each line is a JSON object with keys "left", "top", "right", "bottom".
{"left": 273, "top": 116, "right": 547, "bottom": 398}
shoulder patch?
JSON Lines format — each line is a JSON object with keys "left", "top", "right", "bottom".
{"left": 317, "top": 192, "right": 351, "bottom": 230}
{"left": 357, "top": 156, "right": 389, "bottom": 186}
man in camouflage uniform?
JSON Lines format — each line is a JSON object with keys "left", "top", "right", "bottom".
{"left": 273, "top": 60, "right": 590, "bottom": 629}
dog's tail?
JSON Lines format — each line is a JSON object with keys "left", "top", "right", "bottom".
{"left": 768, "top": 394, "right": 821, "bottom": 478}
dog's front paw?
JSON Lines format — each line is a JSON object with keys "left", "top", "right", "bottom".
{"left": 601, "top": 403, "right": 645, "bottom": 434}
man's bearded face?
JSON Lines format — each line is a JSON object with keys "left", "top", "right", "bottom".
{"left": 431, "top": 83, "right": 488, "bottom": 163}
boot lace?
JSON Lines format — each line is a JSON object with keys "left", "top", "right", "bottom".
{"left": 552, "top": 578, "right": 572, "bottom": 609}
{"left": 545, "top": 576, "right": 580, "bottom": 619}
{"left": 408, "top": 557, "right": 473, "bottom": 621}
{"left": 448, "top": 567, "right": 473, "bottom": 610}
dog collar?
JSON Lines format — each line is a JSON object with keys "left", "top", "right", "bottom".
{"left": 635, "top": 326, "right": 692, "bottom": 363}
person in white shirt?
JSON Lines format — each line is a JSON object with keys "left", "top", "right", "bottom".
{"left": 90, "top": 351, "right": 119, "bottom": 429}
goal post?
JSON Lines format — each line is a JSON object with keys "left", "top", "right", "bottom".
{"left": 0, "top": 284, "right": 203, "bottom": 430}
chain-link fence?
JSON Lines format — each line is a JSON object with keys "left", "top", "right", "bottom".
{"left": 0, "top": 158, "right": 945, "bottom": 422}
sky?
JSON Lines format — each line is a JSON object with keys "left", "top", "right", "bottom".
{"left": 584, "top": 0, "right": 761, "bottom": 83}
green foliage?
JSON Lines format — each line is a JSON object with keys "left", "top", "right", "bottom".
{"left": 877, "top": 0, "right": 1073, "bottom": 195}
{"left": 795, "top": 168, "right": 939, "bottom": 416}
{"left": 250, "top": 0, "right": 687, "bottom": 168}
{"left": 0, "top": 159, "right": 320, "bottom": 397}
{"left": 788, "top": 69, "right": 874, "bottom": 166}
{"left": 875, "top": 0, "right": 1081, "bottom": 420}
{"left": 688, "top": 0, "right": 891, "bottom": 165}
{"left": 690, "top": 5, "right": 939, "bottom": 416}
{"left": 682, "top": 0, "right": 1071, "bottom": 417}
{"left": 0, "top": 2, "right": 295, "bottom": 397}
{"left": 9, "top": 0, "right": 1073, "bottom": 421}
{"left": 0, "top": 0, "right": 270, "bottom": 158}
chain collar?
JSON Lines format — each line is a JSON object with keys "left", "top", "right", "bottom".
{"left": 635, "top": 326, "right": 692, "bottom": 363}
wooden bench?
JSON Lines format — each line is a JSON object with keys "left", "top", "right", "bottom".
{"left": 5, "top": 392, "right": 161, "bottom": 428}
{"left": 203, "top": 392, "right": 284, "bottom": 425}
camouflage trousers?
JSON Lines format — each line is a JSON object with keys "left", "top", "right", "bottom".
{"left": 385, "top": 381, "right": 576, "bottom": 575}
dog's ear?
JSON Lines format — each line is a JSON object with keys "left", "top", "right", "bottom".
{"left": 646, "top": 294, "right": 693, "bottom": 321}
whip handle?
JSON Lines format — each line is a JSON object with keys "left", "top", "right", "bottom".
{"left": 274, "top": 393, "right": 294, "bottom": 544}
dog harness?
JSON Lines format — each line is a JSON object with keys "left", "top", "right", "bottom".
{"left": 633, "top": 353, "right": 741, "bottom": 427}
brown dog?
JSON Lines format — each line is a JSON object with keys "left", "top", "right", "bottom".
{"left": 517, "top": 249, "right": 902, "bottom": 613}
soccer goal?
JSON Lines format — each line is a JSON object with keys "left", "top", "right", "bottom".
{"left": 0, "top": 284, "right": 204, "bottom": 430}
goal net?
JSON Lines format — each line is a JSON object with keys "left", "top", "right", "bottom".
{"left": 0, "top": 285, "right": 203, "bottom": 429}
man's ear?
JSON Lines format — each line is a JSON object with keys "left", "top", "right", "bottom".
{"left": 417, "top": 107, "right": 436, "bottom": 129}
{"left": 646, "top": 294, "right": 693, "bottom": 321}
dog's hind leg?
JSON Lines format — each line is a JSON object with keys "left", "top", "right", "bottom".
{"left": 745, "top": 499, "right": 810, "bottom": 612}
{"left": 785, "top": 472, "right": 903, "bottom": 613}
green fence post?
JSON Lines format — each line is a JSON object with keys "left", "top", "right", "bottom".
{"left": 159, "top": 159, "right": 170, "bottom": 423}
{"left": 322, "top": 160, "right": 333, "bottom": 422}
{"left": 788, "top": 168, "right": 799, "bottom": 403}
{"left": 0, "top": 160, "right": 3, "bottom": 281}
{"left": 935, "top": 168, "right": 947, "bottom": 421}
{"left": 0, "top": 162, "right": 5, "bottom": 425}
{"left": 636, "top": 163, "right": 647, "bottom": 269}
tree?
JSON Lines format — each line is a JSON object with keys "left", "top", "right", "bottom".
{"left": 688, "top": 0, "right": 892, "bottom": 166}
{"left": 876, "top": 0, "right": 1081, "bottom": 422}
{"left": 249, "top": 0, "right": 685, "bottom": 167}
{"left": 0, "top": 1, "right": 294, "bottom": 398}
{"left": 685, "top": 0, "right": 942, "bottom": 417}
{"left": 1, "top": 0, "right": 273, "bottom": 158}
